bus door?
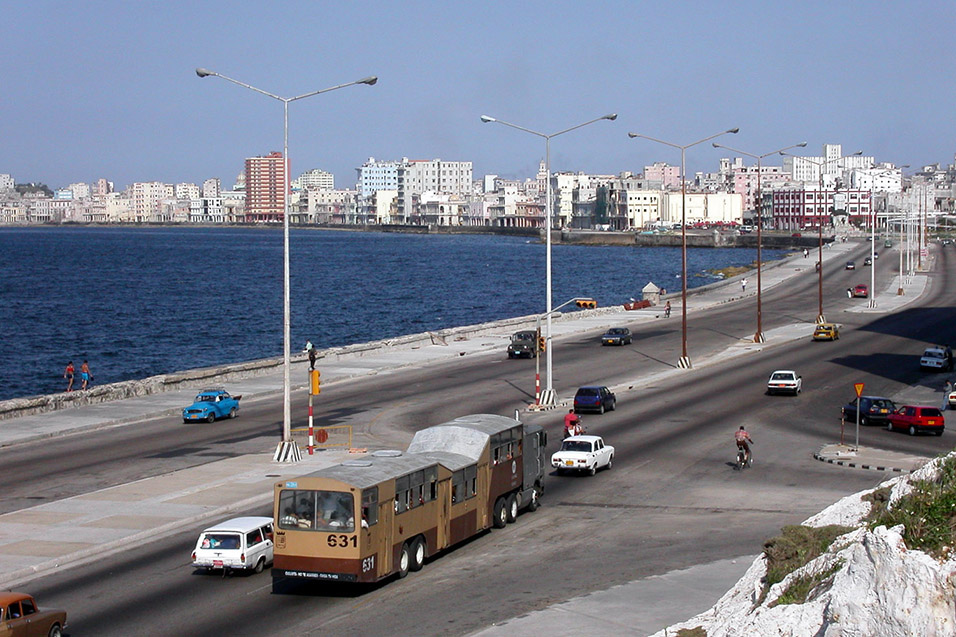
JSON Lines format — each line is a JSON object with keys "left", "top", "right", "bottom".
{"left": 437, "top": 478, "right": 450, "bottom": 549}
{"left": 376, "top": 500, "right": 393, "bottom": 579}
{"left": 477, "top": 462, "right": 489, "bottom": 528}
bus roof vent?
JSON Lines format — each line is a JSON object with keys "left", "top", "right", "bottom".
{"left": 372, "top": 449, "right": 403, "bottom": 457}
{"left": 342, "top": 460, "right": 373, "bottom": 467}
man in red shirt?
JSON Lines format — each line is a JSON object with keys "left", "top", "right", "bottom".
{"left": 735, "top": 426, "right": 753, "bottom": 466}
{"left": 563, "top": 409, "right": 581, "bottom": 439}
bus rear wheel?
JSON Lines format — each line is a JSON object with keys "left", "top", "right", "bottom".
{"left": 493, "top": 498, "right": 507, "bottom": 528}
{"left": 506, "top": 494, "right": 518, "bottom": 523}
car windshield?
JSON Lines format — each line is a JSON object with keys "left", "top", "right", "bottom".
{"left": 196, "top": 395, "right": 216, "bottom": 402}
{"left": 560, "top": 441, "right": 593, "bottom": 452}
{"left": 771, "top": 373, "right": 794, "bottom": 381}
{"left": 576, "top": 388, "right": 599, "bottom": 397}
{"left": 870, "top": 399, "right": 894, "bottom": 409}
{"left": 925, "top": 351, "right": 945, "bottom": 359}
{"left": 607, "top": 329, "right": 626, "bottom": 335}
{"left": 921, "top": 408, "right": 943, "bottom": 417}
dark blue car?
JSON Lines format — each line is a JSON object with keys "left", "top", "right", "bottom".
{"left": 573, "top": 386, "right": 616, "bottom": 414}
{"left": 183, "top": 388, "right": 242, "bottom": 423}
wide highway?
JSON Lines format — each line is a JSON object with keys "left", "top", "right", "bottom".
{"left": 6, "top": 241, "right": 955, "bottom": 635}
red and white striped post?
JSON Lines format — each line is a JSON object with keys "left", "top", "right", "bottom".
{"left": 535, "top": 372, "right": 541, "bottom": 405}
{"left": 308, "top": 369, "right": 321, "bottom": 455}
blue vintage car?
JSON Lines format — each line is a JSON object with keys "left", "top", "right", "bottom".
{"left": 182, "top": 389, "right": 242, "bottom": 423}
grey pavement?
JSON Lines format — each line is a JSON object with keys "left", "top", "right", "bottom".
{"left": 0, "top": 238, "right": 935, "bottom": 634}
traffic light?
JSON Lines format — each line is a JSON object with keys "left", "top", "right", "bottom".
{"left": 576, "top": 298, "right": 597, "bottom": 309}
{"left": 538, "top": 336, "right": 547, "bottom": 352}
{"left": 310, "top": 369, "right": 321, "bottom": 395}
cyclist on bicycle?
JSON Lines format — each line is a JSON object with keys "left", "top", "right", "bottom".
{"left": 734, "top": 426, "right": 754, "bottom": 466}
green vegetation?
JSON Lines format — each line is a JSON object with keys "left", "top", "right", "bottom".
{"left": 771, "top": 559, "right": 844, "bottom": 607}
{"left": 867, "top": 455, "right": 956, "bottom": 559}
{"left": 707, "top": 264, "right": 753, "bottom": 279}
{"left": 675, "top": 627, "right": 707, "bottom": 637}
{"left": 760, "top": 524, "right": 853, "bottom": 605}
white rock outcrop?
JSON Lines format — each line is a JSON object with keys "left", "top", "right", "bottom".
{"left": 653, "top": 453, "right": 956, "bottom": 637}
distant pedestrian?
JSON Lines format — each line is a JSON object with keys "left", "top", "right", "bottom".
{"left": 741, "top": 278, "right": 748, "bottom": 293}
{"left": 803, "top": 248, "right": 809, "bottom": 258}
{"left": 64, "top": 361, "right": 75, "bottom": 392}
{"left": 308, "top": 342, "right": 318, "bottom": 370}
{"left": 664, "top": 301, "right": 671, "bottom": 318}
{"left": 80, "top": 360, "right": 92, "bottom": 390}
{"left": 944, "top": 380, "right": 952, "bottom": 411}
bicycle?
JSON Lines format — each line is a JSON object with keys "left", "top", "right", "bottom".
{"left": 735, "top": 447, "right": 752, "bottom": 470}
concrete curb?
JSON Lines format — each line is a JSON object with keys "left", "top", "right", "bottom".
{"left": 813, "top": 451, "right": 913, "bottom": 474}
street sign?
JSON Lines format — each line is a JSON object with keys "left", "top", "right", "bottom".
{"left": 854, "top": 382, "right": 865, "bottom": 398}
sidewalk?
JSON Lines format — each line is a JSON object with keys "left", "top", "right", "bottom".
{"left": 0, "top": 239, "right": 931, "bottom": 631}
{"left": 814, "top": 443, "right": 931, "bottom": 473}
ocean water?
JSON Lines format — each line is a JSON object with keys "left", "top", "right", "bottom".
{"left": 0, "top": 227, "right": 785, "bottom": 401}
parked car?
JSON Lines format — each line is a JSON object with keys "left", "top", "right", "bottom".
{"left": 842, "top": 396, "right": 897, "bottom": 427}
{"left": 507, "top": 330, "right": 538, "bottom": 359}
{"left": 948, "top": 388, "right": 956, "bottom": 409}
{"left": 551, "top": 435, "right": 614, "bottom": 476}
{"left": 192, "top": 516, "right": 275, "bottom": 574}
{"left": 812, "top": 323, "right": 840, "bottom": 341}
{"left": 601, "top": 327, "right": 632, "bottom": 346}
{"left": 0, "top": 592, "right": 67, "bottom": 637}
{"left": 573, "top": 385, "right": 616, "bottom": 414}
{"left": 920, "top": 345, "right": 954, "bottom": 372}
{"left": 767, "top": 370, "right": 802, "bottom": 396}
{"left": 851, "top": 284, "right": 869, "bottom": 298}
{"left": 845, "top": 261, "right": 856, "bottom": 270}
{"left": 182, "top": 388, "right": 242, "bottom": 423}
{"left": 884, "top": 239, "right": 893, "bottom": 248}
{"left": 863, "top": 256, "right": 873, "bottom": 266}
{"left": 887, "top": 405, "right": 944, "bottom": 436}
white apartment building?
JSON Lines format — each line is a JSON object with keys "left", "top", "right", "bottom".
{"left": 202, "top": 178, "right": 221, "bottom": 198}
{"left": 396, "top": 158, "right": 473, "bottom": 222}
{"left": 660, "top": 192, "right": 743, "bottom": 225}
{"left": 67, "top": 182, "right": 91, "bottom": 199}
{"left": 0, "top": 174, "right": 14, "bottom": 192}
{"left": 621, "top": 189, "right": 663, "bottom": 229}
{"left": 301, "top": 188, "right": 358, "bottom": 224}
{"left": 131, "top": 182, "right": 173, "bottom": 222}
{"left": 294, "top": 168, "right": 334, "bottom": 192}
{"left": 849, "top": 165, "right": 903, "bottom": 193}
{"left": 175, "top": 183, "right": 200, "bottom": 201}
{"left": 784, "top": 144, "right": 874, "bottom": 188}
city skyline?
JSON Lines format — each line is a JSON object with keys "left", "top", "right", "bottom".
{"left": 2, "top": 1, "right": 955, "bottom": 190}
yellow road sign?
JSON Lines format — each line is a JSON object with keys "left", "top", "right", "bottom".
{"left": 854, "top": 382, "right": 865, "bottom": 398}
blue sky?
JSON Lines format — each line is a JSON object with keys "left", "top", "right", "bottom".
{"left": 2, "top": 1, "right": 954, "bottom": 191}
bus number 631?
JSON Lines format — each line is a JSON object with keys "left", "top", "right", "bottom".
{"left": 327, "top": 534, "right": 357, "bottom": 548}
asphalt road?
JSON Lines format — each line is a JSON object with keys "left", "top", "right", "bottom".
{"left": 9, "top": 241, "right": 956, "bottom": 636}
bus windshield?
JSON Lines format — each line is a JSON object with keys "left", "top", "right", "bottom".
{"left": 278, "top": 489, "right": 355, "bottom": 533}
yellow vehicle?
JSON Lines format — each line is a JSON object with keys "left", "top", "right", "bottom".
{"left": 271, "top": 414, "right": 547, "bottom": 587}
{"left": 812, "top": 323, "right": 840, "bottom": 341}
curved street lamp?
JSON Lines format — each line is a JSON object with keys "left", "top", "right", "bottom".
{"left": 480, "top": 113, "right": 617, "bottom": 405}
{"left": 712, "top": 141, "right": 807, "bottom": 343}
{"left": 628, "top": 128, "right": 739, "bottom": 368}
{"left": 780, "top": 150, "right": 862, "bottom": 323}
{"left": 196, "top": 68, "right": 377, "bottom": 461}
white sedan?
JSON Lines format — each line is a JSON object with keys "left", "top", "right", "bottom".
{"left": 551, "top": 435, "right": 614, "bottom": 476}
{"left": 767, "top": 370, "right": 802, "bottom": 396}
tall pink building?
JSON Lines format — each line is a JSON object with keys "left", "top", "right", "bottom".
{"left": 245, "top": 151, "right": 286, "bottom": 222}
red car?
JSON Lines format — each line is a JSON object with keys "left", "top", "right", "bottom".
{"left": 851, "top": 284, "right": 869, "bottom": 298}
{"left": 886, "top": 405, "right": 944, "bottom": 436}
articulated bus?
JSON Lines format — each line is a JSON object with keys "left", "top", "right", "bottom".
{"left": 271, "top": 414, "right": 547, "bottom": 587}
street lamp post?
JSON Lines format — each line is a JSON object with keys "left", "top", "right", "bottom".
{"left": 780, "top": 150, "right": 861, "bottom": 323}
{"left": 865, "top": 165, "right": 908, "bottom": 308}
{"left": 480, "top": 113, "right": 617, "bottom": 404}
{"left": 628, "top": 128, "right": 739, "bottom": 368}
{"left": 196, "top": 68, "right": 377, "bottom": 461}
{"left": 712, "top": 142, "right": 807, "bottom": 343}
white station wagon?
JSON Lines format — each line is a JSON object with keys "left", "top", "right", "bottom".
{"left": 192, "top": 516, "right": 274, "bottom": 574}
{"left": 551, "top": 435, "right": 614, "bottom": 476}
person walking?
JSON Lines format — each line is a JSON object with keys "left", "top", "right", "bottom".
{"left": 741, "top": 278, "right": 748, "bottom": 293}
{"left": 64, "top": 361, "right": 75, "bottom": 392}
{"left": 943, "top": 380, "right": 952, "bottom": 411}
{"left": 664, "top": 300, "right": 671, "bottom": 318}
{"left": 80, "top": 360, "right": 92, "bottom": 390}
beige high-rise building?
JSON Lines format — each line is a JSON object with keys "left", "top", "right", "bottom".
{"left": 245, "top": 151, "right": 286, "bottom": 222}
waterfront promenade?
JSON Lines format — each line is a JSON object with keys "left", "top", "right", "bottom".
{"left": 0, "top": 239, "right": 935, "bottom": 635}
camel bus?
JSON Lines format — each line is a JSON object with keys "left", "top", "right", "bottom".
{"left": 271, "top": 414, "right": 547, "bottom": 587}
